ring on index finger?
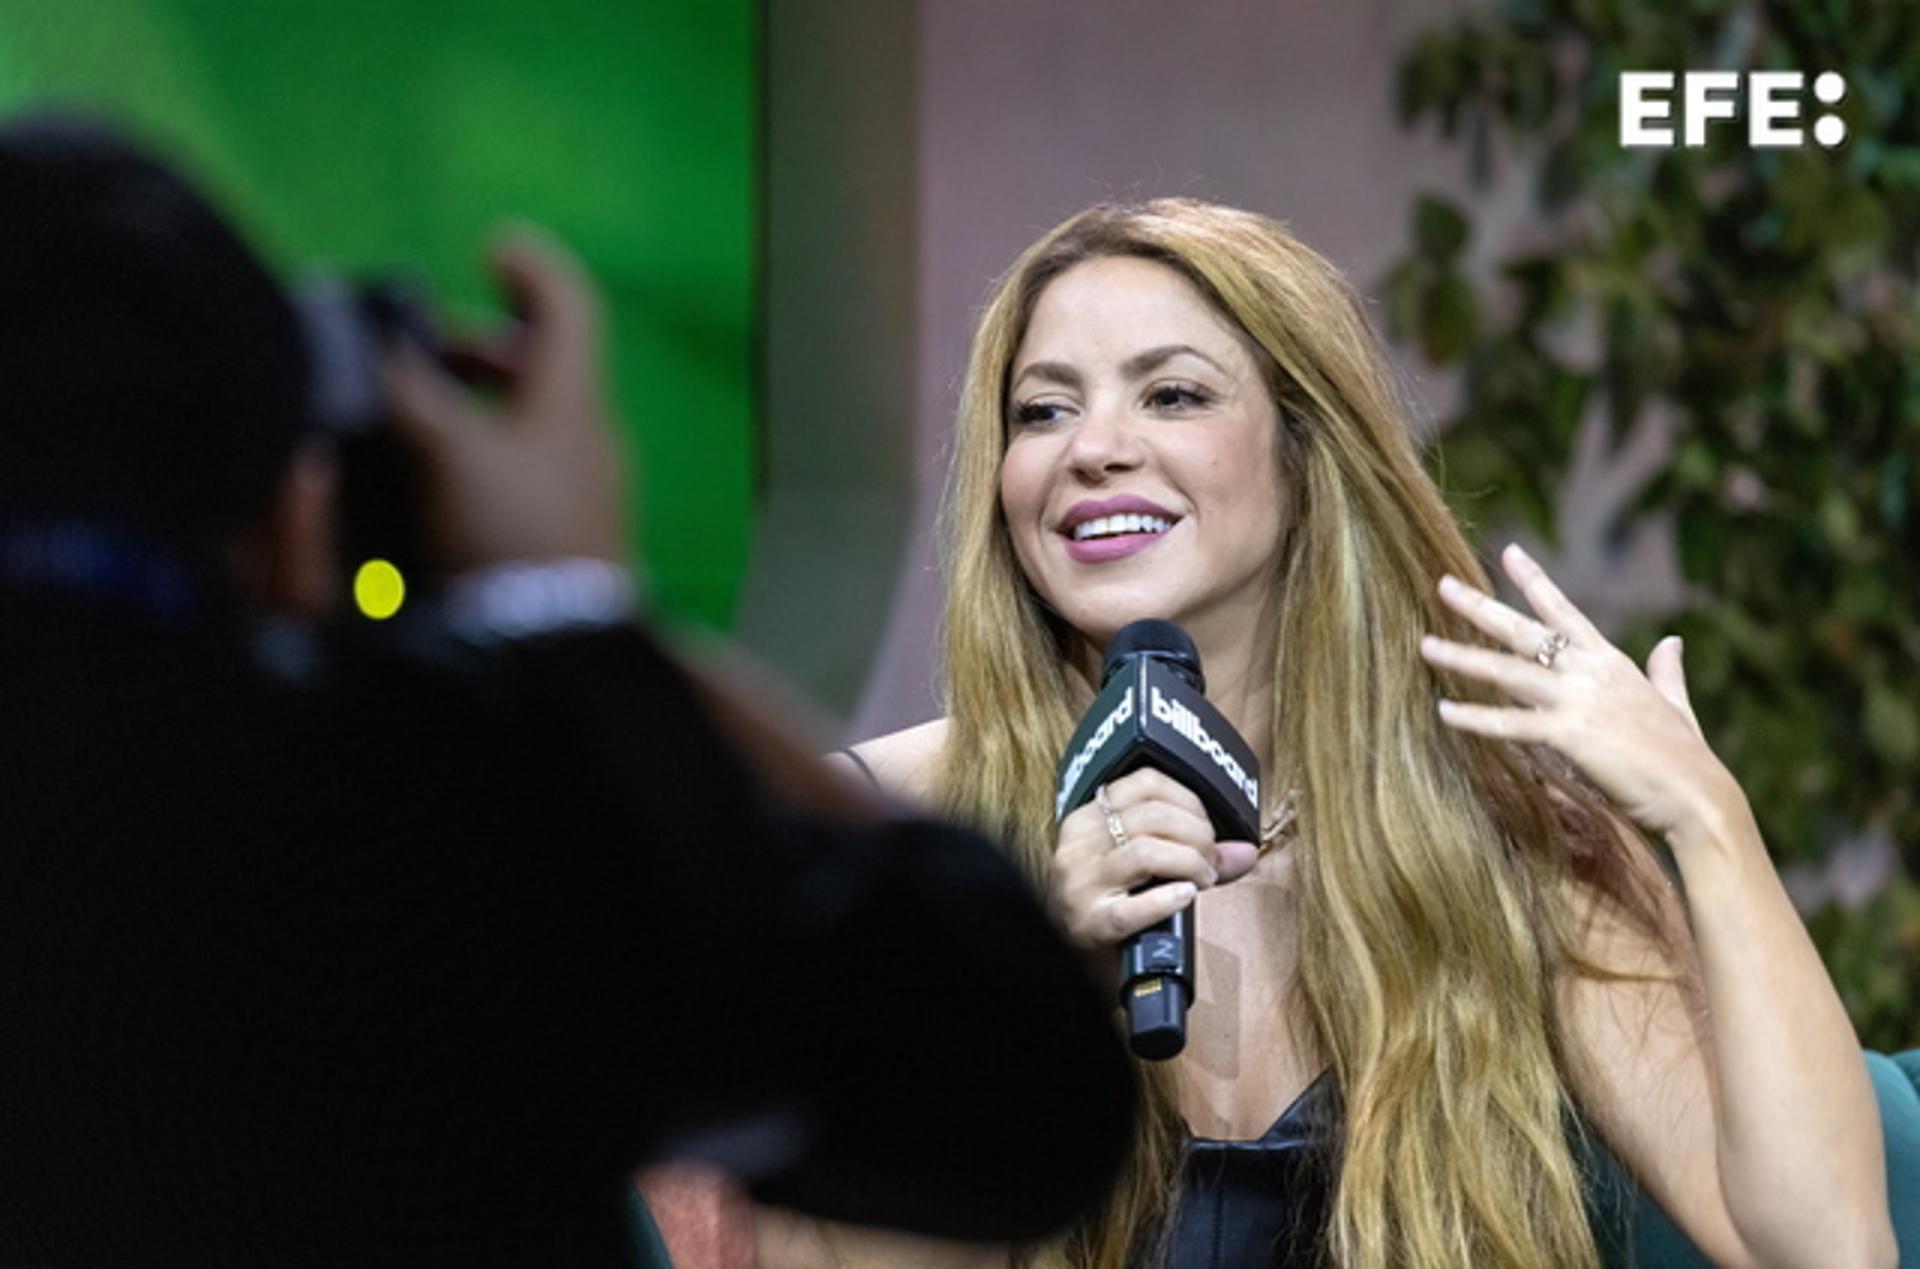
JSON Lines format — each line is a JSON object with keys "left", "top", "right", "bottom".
{"left": 1095, "top": 784, "right": 1128, "bottom": 850}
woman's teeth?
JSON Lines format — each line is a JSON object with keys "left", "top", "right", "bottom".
{"left": 1070, "top": 513, "right": 1173, "bottom": 541}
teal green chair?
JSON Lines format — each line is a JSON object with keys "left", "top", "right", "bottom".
{"left": 625, "top": 1190, "right": 676, "bottom": 1268}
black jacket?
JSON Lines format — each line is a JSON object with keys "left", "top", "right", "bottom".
{"left": 0, "top": 601, "right": 1133, "bottom": 1266}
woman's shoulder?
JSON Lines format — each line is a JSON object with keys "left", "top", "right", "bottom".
{"left": 835, "top": 717, "right": 951, "bottom": 806}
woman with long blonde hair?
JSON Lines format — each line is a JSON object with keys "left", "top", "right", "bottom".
{"left": 820, "top": 199, "right": 1893, "bottom": 1268}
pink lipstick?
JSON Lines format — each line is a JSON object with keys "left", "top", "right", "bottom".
{"left": 1057, "top": 495, "right": 1182, "bottom": 564}
{"left": 1065, "top": 532, "right": 1168, "bottom": 563}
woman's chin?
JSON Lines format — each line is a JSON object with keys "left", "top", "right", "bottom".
{"left": 1056, "top": 599, "right": 1187, "bottom": 650}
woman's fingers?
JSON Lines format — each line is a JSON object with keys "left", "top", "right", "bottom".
{"left": 1108, "top": 798, "right": 1218, "bottom": 862}
{"left": 1438, "top": 545, "right": 1610, "bottom": 666}
{"left": 1419, "top": 634, "right": 1560, "bottom": 705}
{"left": 1105, "top": 835, "right": 1220, "bottom": 890}
{"left": 1055, "top": 806, "right": 1219, "bottom": 892}
{"left": 1095, "top": 883, "right": 1201, "bottom": 944}
{"left": 1500, "top": 542, "right": 1604, "bottom": 645}
{"left": 1438, "top": 573, "right": 1560, "bottom": 660}
{"left": 1104, "top": 767, "right": 1210, "bottom": 823}
{"left": 1214, "top": 839, "right": 1262, "bottom": 882}
{"left": 1645, "top": 635, "right": 1704, "bottom": 738}
{"left": 1434, "top": 699, "right": 1552, "bottom": 743}
{"left": 1053, "top": 779, "right": 1231, "bottom": 951}
{"left": 1427, "top": 552, "right": 1741, "bottom": 841}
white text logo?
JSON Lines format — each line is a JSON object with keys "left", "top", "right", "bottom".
{"left": 1150, "top": 686, "right": 1258, "bottom": 809}
{"left": 1620, "top": 71, "right": 1847, "bottom": 148}
{"left": 1056, "top": 686, "right": 1134, "bottom": 820}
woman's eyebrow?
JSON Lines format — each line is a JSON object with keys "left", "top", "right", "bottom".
{"left": 1121, "top": 343, "right": 1226, "bottom": 378}
{"left": 1010, "top": 360, "right": 1082, "bottom": 391}
{"left": 1013, "top": 345, "right": 1227, "bottom": 393}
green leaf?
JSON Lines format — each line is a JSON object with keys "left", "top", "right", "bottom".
{"left": 1819, "top": 488, "right": 1862, "bottom": 552}
{"left": 1716, "top": 604, "right": 1794, "bottom": 675}
{"left": 1685, "top": 624, "right": 1734, "bottom": 696}
{"left": 1673, "top": 439, "right": 1716, "bottom": 492}
{"left": 1880, "top": 449, "right": 1912, "bottom": 529}
{"left": 1543, "top": 363, "right": 1591, "bottom": 447}
{"left": 1876, "top": 148, "right": 1920, "bottom": 196}
{"left": 1396, "top": 31, "right": 1472, "bottom": 129}
{"left": 1503, "top": 43, "right": 1559, "bottom": 131}
{"left": 1505, "top": 254, "right": 1571, "bottom": 325}
{"left": 1413, "top": 194, "right": 1471, "bottom": 259}
{"left": 1675, "top": 507, "right": 1720, "bottom": 582}
{"left": 1420, "top": 273, "right": 1479, "bottom": 363}
{"left": 1514, "top": 470, "right": 1559, "bottom": 542}
{"left": 1380, "top": 258, "right": 1429, "bottom": 342}
{"left": 1835, "top": 570, "right": 1891, "bottom": 624}
{"left": 1865, "top": 684, "right": 1920, "bottom": 767}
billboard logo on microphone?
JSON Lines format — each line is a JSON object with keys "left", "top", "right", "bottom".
{"left": 1620, "top": 71, "right": 1847, "bottom": 148}
{"left": 1056, "top": 685, "right": 1135, "bottom": 820}
{"left": 1149, "top": 685, "right": 1258, "bottom": 808}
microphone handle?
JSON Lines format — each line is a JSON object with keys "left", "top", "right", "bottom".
{"left": 1118, "top": 900, "right": 1193, "bottom": 1060}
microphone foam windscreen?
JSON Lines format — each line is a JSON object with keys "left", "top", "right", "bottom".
{"left": 1102, "top": 619, "right": 1202, "bottom": 691}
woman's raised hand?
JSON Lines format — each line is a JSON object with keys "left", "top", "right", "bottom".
{"left": 1420, "top": 542, "right": 1749, "bottom": 844}
{"left": 1050, "top": 767, "right": 1262, "bottom": 956}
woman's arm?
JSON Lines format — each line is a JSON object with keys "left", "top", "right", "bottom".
{"left": 838, "top": 717, "right": 951, "bottom": 803}
{"left": 1556, "top": 824, "right": 1889, "bottom": 1269}
{"left": 1421, "top": 543, "right": 1895, "bottom": 1269}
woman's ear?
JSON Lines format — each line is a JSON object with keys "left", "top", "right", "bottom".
{"left": 233, "top": 438, "right": 340, "bottom": 619}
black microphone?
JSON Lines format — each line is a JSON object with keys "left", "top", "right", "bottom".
{"left": 1054, "top": 620, "right": 1260, "bottom": 1059}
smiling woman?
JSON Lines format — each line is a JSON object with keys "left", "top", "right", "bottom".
{"left": 999, "top": 256, "right": 1288, "bottom": 667}
{"left": 816, "top": 198, "right": 1897, "bottom": 1269}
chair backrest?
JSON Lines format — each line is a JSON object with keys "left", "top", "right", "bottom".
{"left": 626, "top": 1189, "right": 676, "bottom": 1268}
{"left": 1868, "top": 1049, "right": 1920, "bottom": 1263}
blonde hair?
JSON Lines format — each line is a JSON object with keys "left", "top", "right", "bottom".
{"left": 932, "top": 200, "right": 1682, "bottom": 1268}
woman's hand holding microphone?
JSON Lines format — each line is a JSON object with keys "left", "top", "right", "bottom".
{"left": 1050, "top": 768, "right": 1262, "bottom": 979}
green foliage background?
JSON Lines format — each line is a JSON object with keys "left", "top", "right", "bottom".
{"left": 1388, "top": 0, "right": 1918, "bottom": 1048}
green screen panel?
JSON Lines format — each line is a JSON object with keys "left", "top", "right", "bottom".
{"left": 0, "top": 0, "right": 757, "bottom": 627}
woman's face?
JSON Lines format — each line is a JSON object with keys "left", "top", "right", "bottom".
{"left": 998, "top": 255, "right": 1287, "bottom": 653}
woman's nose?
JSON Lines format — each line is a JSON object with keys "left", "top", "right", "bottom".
{"left": 1064, "top": 399, "right": 1143, "bottom": 479}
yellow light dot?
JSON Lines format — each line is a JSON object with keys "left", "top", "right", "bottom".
{"left": 353, "top": 559, "right": 406, "bottom": 621}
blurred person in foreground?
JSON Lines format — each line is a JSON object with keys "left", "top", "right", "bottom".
{"left": 0, "top": 114, "right": 1133, "bottom": 1267}
{"left": 812, "top": 199, "right": 1899, "bottom": 1268}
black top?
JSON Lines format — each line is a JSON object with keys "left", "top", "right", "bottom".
{"left": 1157, "top": 1069, "right": 1339, "bottom": 1268}
{"left": 1154, "top": 1070, "right": 1664, "bottom": 1269}
{"left": 0, "top": 602, "right": 1134, "bottom": 1265}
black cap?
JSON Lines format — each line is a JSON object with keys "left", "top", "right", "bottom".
{"left": 1101, "top": 618, "right": 1204, "bottom": 692}
{"left": 0, "top": 111, "right": 311, "bottom": 545}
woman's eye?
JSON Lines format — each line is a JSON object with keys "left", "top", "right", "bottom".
{"left": 1011, "top": 399, "right": 1070, "bottom": 427}
{"left": 1145, "top": 383, "right": 1212, "bottom": 411}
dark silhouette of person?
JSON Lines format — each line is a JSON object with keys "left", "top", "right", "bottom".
{"left": 0, "top": 113, "right": 1132, "bottom": 1268}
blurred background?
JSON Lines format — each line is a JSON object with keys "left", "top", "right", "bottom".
{"left": 4, "top": 0, "right": 1912, "bottom": 1047}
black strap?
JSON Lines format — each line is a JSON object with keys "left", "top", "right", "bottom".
{"left": 832, "top": 746, "right": 882, "bottom": 792}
